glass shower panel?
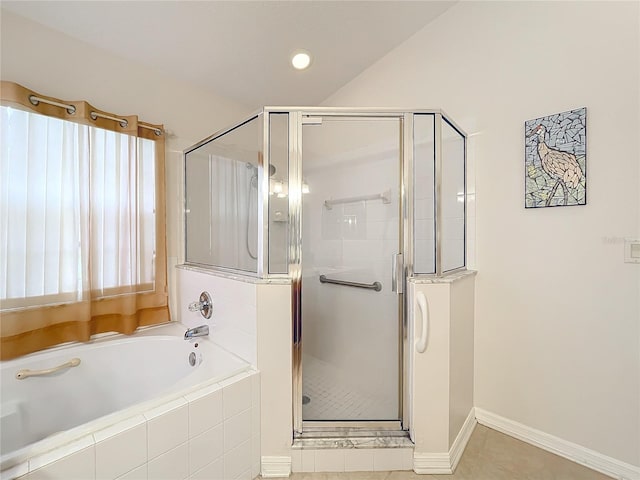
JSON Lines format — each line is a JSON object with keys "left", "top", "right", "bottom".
{"left": 441, "top": 118, "right": 465, "bottom": 272}
{"left": 301, "top": 116, "right": 401, "bottom": 422}
{"left": 268, "top": 113, "right": 289, "bottom": 274}
{"left": 413, "top": 114, "right": 436, "bottom": 274}
{"left": 184, "top": 116, "right": 261, "bottom": 273}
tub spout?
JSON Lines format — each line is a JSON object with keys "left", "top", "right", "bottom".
{"left": 184, "top": 325, "right": 209, "bottom": 339}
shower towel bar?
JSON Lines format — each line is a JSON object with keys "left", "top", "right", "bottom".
{"left": 323, "top": 189, "right": 391, "bottom": 210}
{"left": 319, "top": 274, "right": 382, "bottom": 292}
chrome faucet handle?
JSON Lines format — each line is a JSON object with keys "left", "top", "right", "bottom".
{"left": 188, "top": 302, "right": 202, "bottom": 312}
{"left": 188, "top": 291, "right": 213, "bottom": 319}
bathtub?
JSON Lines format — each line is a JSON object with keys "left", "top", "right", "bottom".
{"left": 0, "top": 322, "right": 261, "bottom": 480}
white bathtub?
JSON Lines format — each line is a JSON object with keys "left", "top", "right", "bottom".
{"left": 0, "top": 322, "right": 261, "bottom": 480}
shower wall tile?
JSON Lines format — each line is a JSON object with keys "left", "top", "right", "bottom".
{"left": 321, "top": 207, "right": 342, "bottom": 240}
{"left": 213, "top": 327, "right": 257, "bottom": 366}
{"left": 176, "top": 268, "right": 258, "bottom": 364}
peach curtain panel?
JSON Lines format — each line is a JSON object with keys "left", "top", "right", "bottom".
{"left": 0, "top": 82, "right": 170, "bottom": 360}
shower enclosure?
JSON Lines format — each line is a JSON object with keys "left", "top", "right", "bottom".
{"left": 184, "top": 108, "right": 466, "bottom": 435}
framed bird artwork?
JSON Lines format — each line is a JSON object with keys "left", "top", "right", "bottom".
{"left": 524, "top": 107, "right": 587, "bottom": 208}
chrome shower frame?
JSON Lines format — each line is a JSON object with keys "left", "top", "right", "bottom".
{"left": 182, "top": 107, "right": 467, "bottom": 437}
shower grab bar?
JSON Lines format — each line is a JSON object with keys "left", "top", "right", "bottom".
{"left": 324, "top": 189, "right": 391, "bottom": 210}
{"left": 319, "top": 275, "right": 382, "bottom": 292}
{"left": 15, "top": 358, "right": 81, "bottom": 380}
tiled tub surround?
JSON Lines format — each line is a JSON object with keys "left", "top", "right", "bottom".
{"left": 0, "top": 323, "right": 260, "bottom": 480}
{"left": 177, "top": 265, "right": 290, "bottom": 366}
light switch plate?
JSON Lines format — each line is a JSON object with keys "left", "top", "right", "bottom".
{"left": 624, "top": 238, "right": 640, "bottom": 263}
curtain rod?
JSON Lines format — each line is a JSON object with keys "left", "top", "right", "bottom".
{"left": 27, "top": 94, "right": 163, "bottom": 136}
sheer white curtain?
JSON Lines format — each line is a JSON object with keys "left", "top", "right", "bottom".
{"left": 209, "top": 155, "right": 256, "bottom": 272}
{"left": 88, "top": 128, "right": 155, "bottom": 295}
{"left": 0, "top": 106, "right": 156, "bottom": 308}
{"left": 1, "top": 107, "right": 85, "bottom": 306}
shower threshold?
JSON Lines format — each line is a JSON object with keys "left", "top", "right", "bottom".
{"left": 293, "top": 430, "right": 412, "bottom": 450}
{"left": 294, "top": 421, "right": 412, "bottom": 449}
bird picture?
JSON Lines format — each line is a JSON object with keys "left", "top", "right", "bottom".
{"left": 524, "top": 108, "right": 586, "bottom": 208}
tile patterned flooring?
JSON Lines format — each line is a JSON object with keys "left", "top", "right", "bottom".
{"left": 302, "top": 355, "right": 396, "bottom": 421}
{"left": 283, "top": 425, "right": 611, "bottom": 480}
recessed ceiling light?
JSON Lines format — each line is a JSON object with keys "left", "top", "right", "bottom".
{"left": 291, "top": 51, "right": 311, "bottom": 70}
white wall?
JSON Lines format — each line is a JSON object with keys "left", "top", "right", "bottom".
{"left": 0, "top": 10, "right": 253, "bottom": 318}
{"left": 325, "top": 1, "right": 640, "bottom": 467}
{"left": 448, "top": 275, "right": 474, "bottom": 448}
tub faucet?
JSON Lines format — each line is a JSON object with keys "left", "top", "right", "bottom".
{"left": 184, "top": 325, "right": 209, "bottom": 340}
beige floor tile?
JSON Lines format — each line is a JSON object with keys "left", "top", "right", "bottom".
{"left": 290, "top": 473, "right": 389, "bottom": 480}
{"left": 264, "top": 425, "right": 612, "bottom": 480}
{"left": 385, "top": 471, "right": 424, "bottom": 479}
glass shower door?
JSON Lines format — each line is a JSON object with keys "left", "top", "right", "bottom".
{"left": 300, "top": 116, "right": 402, "bottom": 423}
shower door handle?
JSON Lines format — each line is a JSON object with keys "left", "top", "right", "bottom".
{"left": 391, "top": 253, "right": 404, "bottom": 294}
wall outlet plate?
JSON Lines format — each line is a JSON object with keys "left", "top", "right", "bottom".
{"left": 624, "top": 238, "right": 640, "bottom": 263}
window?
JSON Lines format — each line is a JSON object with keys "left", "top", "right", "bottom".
{"left": 0, "top": 82, "right": 169, "bottom": 359}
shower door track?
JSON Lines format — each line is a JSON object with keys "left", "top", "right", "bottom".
{"left": 299, "top": 420, "right": 405, "bottom": 436}
{"left": 296, "top": 423, "right": 409, "bottom": 442}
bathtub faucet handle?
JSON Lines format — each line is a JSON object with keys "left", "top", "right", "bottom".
{"left": 188, "top": 291, "right": 213, "bottom": 319}
{"left": 184, "top": 324, "right": 209, "bottom": 340}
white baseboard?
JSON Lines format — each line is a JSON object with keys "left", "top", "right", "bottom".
{"left": 449, "top": 408, "right": 477, "bottom": 471}
{"left": 261, "top": 456, "right": 291, "bottom": 478}
{"left": 475, "top": 408, "right": 640, "bottom": 480}
{"left": 413, "top": 408, "right": 477, "bottom": 474}
{"left": 413, "top": 452, "right": 452, "bottom": 474}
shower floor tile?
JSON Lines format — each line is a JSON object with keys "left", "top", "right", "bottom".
{"left": 302, "top": 354, "right": 396, "bottom": 421}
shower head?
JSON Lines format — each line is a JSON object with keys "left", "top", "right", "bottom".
{"left": 246, "top": 162, "right": 276, "bottom": 177}
{"left": 247, "top": 162, "right": 276, "bottom": 188}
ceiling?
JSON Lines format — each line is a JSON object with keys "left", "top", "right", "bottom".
{"left": 1, "top": 1, "right": 455, "bottom": 109}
